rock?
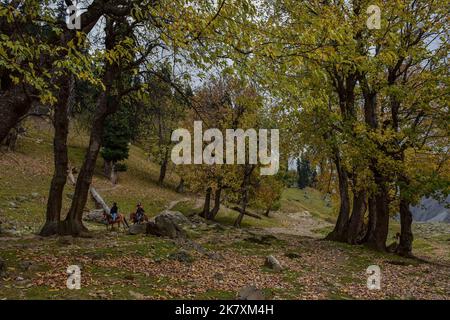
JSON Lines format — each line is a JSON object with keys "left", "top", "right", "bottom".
{"left": 189, "top": 215, "right": 206, "bottom": 225}
{"left": 264, "top": 255, "right": 283, "bottom": 272}
{"left": 30, "top": 192, "right": 40, "bottom": 199}
{"left": 15, "top": 196, "right": 28, "bottom": 202}
{"left": 128, "top": 224, "right": 147, "bottom": 235}
{"left": 158, "top": 210, "right": 190, "bottom": 225}
{"left": 168, "top": 250, "right": 194, "bottom": 263}
{"left": 129, "top": 290, "right": 146, "bottom": 300}
{"left": 58, "top": 236, "right": 75, "bottom": 246}
{"left": 213, "top": 273, "right": 224, "bottom": 281}
{"left": 19, "top": 261, "right": 33, "bottom": 271}
{"left": 8, "top": 202, "right": 18, "bottom": 208}
{"left": 15, "top": 276, "right": 25, "bottom": 282}
{"left": 244, "top": 234, "right": 278, "bottom": 245}
{"left": 83, "top": 209, "right": 106, "bottom": 224}
{"left": 285, "top": 252, "right": 301, "bottom": 259}
{"left": 238, "top": 286, "right": 266, "bottom": 300}
{"left": 180, "top": 239, "right": 207, "bottom": 254}
{"left": 146, "top": 213, "right": 187, "bottom": 239}
{"left": 2, "top": 229, "right": 20, "bottom": 237}
{"left": 205, "top": 251, "right": 224, "bottom": 261}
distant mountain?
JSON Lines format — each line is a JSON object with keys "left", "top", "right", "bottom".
{"left": 410, "top": 195, "right": 450, "bottom": 223}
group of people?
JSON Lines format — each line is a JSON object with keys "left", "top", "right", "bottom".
{"left": 109, "top": 202, "right": 146, "bottom": 224}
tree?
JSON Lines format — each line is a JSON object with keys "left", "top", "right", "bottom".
{"left": 100, "top": 105, "right": 134, "bottom": 183}
{"left": 297, "top": 156, "right": 315, "bottom": 189}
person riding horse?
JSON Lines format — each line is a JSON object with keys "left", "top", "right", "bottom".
{"left": 110, "top": 202, "right": 118, "bottom": 221}
{"left": 135, "top": 203, "right": 145, "bottom": 224}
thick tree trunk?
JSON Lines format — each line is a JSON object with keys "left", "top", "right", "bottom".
{"left": 60, "top": 18, "right": 121, "bottom": 236}
{"left": 61, "top": 92, "right": 114, "bottom": 236}
{"left": 361, "top": 195, "right": 377, "bottom": 244}
{"left": 347, "top": 190, "right": 367, "bottom": 244}
{"left": 201, "top": 186, "right": 212, "bottom": 219}
{"left": 325, "top": 154, "right": 350, "bottom": 242}
{"left": 397, "top": 178, "right": 414, "bottom": 257}
{"left": 367, "top": 178, "right": 390, "bottom": 251}
{"left": 0, "top": 86, "right": 33, "bottom": 142}
{"left": 40, "top": 75, "right": 73, "bottom": 236}
{"left": 208, "top": 186, "right": 222, "bottom": 220}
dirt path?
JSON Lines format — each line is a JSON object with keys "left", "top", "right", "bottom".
{"left": 263, "top": 210, "right": 332, "bottom": 238}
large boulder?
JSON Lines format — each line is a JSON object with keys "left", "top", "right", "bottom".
{"left": 158, "top": 210, "right": 190, "bottom": 225}
{"left": 264, "top": 255, "right": 283, "bottom": 272}
{"left": 128, "top": 223, "right": 146, "bottom": 235}
{"left": 83, "top": 209, "right": 106, "bottom": 224}
{"left": 146, "top": 212, "right": 187, "bottom": 239}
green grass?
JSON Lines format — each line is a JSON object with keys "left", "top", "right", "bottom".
{"left": 280, "top": 187, "right": 336, "bottom": 222}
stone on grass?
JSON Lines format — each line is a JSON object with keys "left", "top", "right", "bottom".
{"left": 128, "top": 223, "right": 146, "bottom": 235}
{"left": 168, "top": 249, "right": 194, "bottom": 263}
{"left": 146, "top": 213, "right": 187, "bottom": 239}
{"left": 238, "top": 286, "right": 266, "bottom": 300}
{"left": 264, "top": 255, "right": 283, "bottom": 272}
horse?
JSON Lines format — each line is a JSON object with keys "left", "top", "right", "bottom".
{"left": 103, "top": 212, "right": 129, "bottom": 231}
{"left": 129, "top": 212, "right": 149, "bottom": 224}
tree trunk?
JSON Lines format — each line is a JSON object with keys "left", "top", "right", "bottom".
{"left": 347, "top": 190, "right": 367, "bottom": 244}
{"left": 40, "top": 75, "right": 73, "bottom": 236}
{"left": 0, "top": 86, "right": 33, "bottom": 142}
{"left": 90, "top": 187, "right": 110, "bottom": 214}
{"left": 103, "top": 160, "right": 113, "bottom": 178}
{"left": 158, "top": 148, "right": 169, "bottom": 185}
{"left": 60, "top": 18, "right": 120, "bottom": 236}
{"left": 2, "top": 125, "right": 20, "bottom": 151}
{"left": 361, "top": 195, "right": 377, "bottom": 244}
{"left": 231, "top": 206, "right": 262, "bottom": 220}
{"left": 234, "top": 165, "right": 254, "bottom": 227}
{"left": 208, "top": 186, "right": 222, "bottom": 220}
{"left": 175, "top": 178, "right": 185, "bottom": 193}
{"left": 397, "top": 177, "right": 414, "bottom": 257}
{"left": 326, "top": 153, "right": 350, "bottom": 242}
{"left": 201, "top": 186, "right": 212, "bottom": 219}
{"left": 367, "top": 178, "right": 390, "bottom": 251}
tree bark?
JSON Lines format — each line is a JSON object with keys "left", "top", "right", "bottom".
{"left": 367, "top": 177, "right": 390, "bottom": 251}
{"left": 208, "top": 186, "right": 222, "bottom": 220}
{"left": 347, "top": 189, "right": 367, "bottom": 244}
{"left": 397, "top": 176, "right": 414, "bottom": 257}
{"left": 325, "top": 153, "right": 350, "bottom": 242}
{"left": 40, "top": 75, "right": 74, "bottom": 236}
{"left": 361, "top": 195, "right": 377, "bottom": 244}
{"left": 60, "top": 18, "right": 121, "bottom": 236}
{"left": 0, "top": 86, "right": 33, "bottom": 143}
{"left": 175, "top": 178, "right": 185, "bottom": 193}
{"left": 234, "top": 165, "right": 255, "bottom": 227}
{"left": 158, "top": 148, "right": 169, "bottom": 185}
{"left": 201, "top": 186, "right": 212, "bottom": 219}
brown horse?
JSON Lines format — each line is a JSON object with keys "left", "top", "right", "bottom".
{"left": 103, "top": 212, "right": 129, "bottom": 231}
{"left": 129, "top": 212, "right": 149, "bottom": 224}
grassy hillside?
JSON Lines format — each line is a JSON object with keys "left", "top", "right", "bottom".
{"left": 0, "top": 118, "right": 277, "bottom": 233}
{"left": 0, "top": 118, "right": 449, "bottom": 300}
